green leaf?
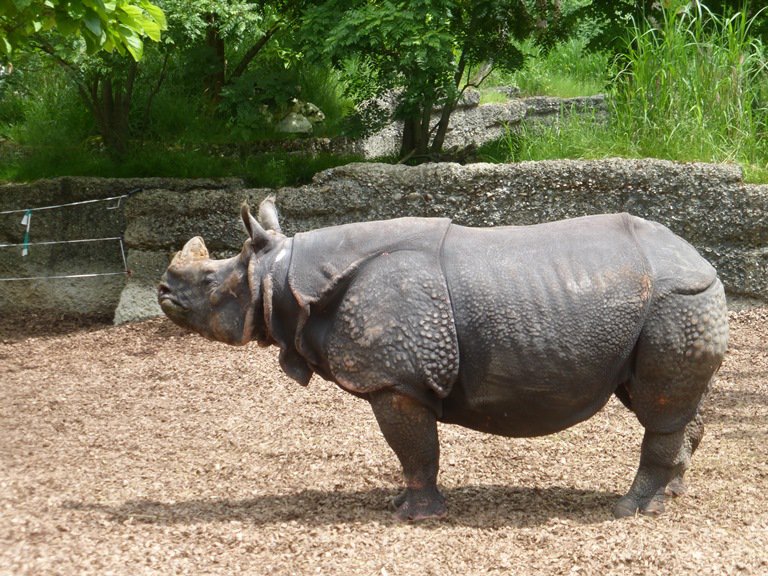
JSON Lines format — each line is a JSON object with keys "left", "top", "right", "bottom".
{"left": 120, "top": 26, "right": 143, "bottom": 59}
{"left": 83, "top": 11, "right": 103, "bottom": 38}
{"left": 55, "top": 13, "right": 79, "bottom": 36}
{"left": 138, "top": 17, "right": 161, "bottom": 41}
{"left": 0, "top": 35, "right": 11, "bottom": 55}
{"left": 116, "top": 9, "right": 138, "bottom": 31}
{"left": 83, "top": 28, "right": 100, "bottom": 52}
{"left": 143, "top": 2, "right": 166, "bottom": 29}
{"left": 0, "top": 0, "right": 17, "bottom": 15}
{"left": 119, "top": 4, "right": 142, "bottom": 18}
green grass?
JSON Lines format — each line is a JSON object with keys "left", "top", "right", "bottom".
{"left": 478, "top": 113, "right": 621, "bottom": 163}
{"left": 487, "top": 37, "right": 610, "bottom": 98}
{"left": 611, "top": 3, "right": 768, "bottom": 171}
{"left": 478, "top": 90, "right": 510, "bottom": 105}
{"left": 479, "top": 3, "right": 768, "bottom": 183}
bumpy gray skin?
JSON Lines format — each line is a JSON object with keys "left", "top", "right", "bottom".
{"left": 158, "top": 200, "right": 728, "bottom": 522}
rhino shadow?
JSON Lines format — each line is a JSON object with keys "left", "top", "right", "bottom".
{"left": 64, "top": 485, "right": 620, "bottom": 529}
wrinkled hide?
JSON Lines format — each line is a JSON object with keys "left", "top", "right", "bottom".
{"left": 158, "top": 200, "right": 729, "bottom": 521}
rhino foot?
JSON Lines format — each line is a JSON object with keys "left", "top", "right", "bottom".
{"left": 665, "top": 476, "right": 688, "bottom": 498}
{"left": 392, "top": 489, "right": 407, "bottom": 509}
{"left": 613, "top": 490, "right": 666, "bottom": 518}
{"left": 391, "top": 486, "right": 447, "bottom": 522}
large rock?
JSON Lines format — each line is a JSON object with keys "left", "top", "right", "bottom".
{"left": 284, "top": 160, "right": 764, "bottom": 303}
{"left": 275, "top": 112, "right": 313, "bottom": 135}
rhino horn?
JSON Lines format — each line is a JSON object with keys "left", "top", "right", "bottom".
{"left": 172, "top": 236, "right": 209, "bottom": 265}
{"left": 258, "top": 196, "right": 282, "bottom": 234}
{"left": 242, "top": 202, "right": 271, "bottom": 250}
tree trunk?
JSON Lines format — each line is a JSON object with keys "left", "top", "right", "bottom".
{"left": 431, "top": 52, "right": 468, "bottom": 154}
{"left": 204, "top": 12, "right": 227, "bottom": 104}
{"left": 400, "top": 116, "right": 419, "bottom": 159}
{"left": 398, "top": 84, "right": 437, "bottom": 162}
{"left": 399, "top": 109, "right": 433, "bottom": 160}
{"left": 90, "top": 60, "right": 138, "bottom": 161}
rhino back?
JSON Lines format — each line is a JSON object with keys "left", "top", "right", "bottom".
{"left": 441, "top": 213, "right": 659, "bottom": 436}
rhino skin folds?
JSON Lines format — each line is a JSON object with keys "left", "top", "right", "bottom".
{"left": 158, "top": 200, "right": 728, "bottom": 522}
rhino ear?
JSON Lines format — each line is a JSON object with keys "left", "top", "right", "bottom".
{"left": 241, "top": 202, "right": 270, "bottom": 250}
{"left": 258, "top": 196, "right": 282, "bottom": 234}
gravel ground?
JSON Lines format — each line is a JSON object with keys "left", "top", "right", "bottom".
{"left": 1, "top": 306, "right": 766, "bottom": 576}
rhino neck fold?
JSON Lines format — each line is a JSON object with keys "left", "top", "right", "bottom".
{"left": 256, "top": 239, "right": 314, "bottom": 386}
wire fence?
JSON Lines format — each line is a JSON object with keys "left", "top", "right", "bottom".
{"left": 0, "top": 191, "right": 138, "bottom": 282}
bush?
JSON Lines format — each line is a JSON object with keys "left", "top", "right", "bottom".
{"left": 480, "top": 2, "right": 768, "bottom": 183}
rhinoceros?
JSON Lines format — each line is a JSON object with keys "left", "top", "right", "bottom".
{"left": 158, "top": 198, "right": 728, "bottom": 521}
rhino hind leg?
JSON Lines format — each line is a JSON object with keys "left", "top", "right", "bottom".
{"left": 665, "top": 411, "right": 704, "bottom": 498}
{"left": 615, "top": 280, "right": 728, "bottom": 518}
{"left": 613, "top": 428, "right": 688, "bottom": 517}
{"left": 368, "top": 389, "right": 446, "bottom": 522}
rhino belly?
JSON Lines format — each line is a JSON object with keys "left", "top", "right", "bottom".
{"left": 440, "top": 216, "right": 652, "bottom": 437}
{"left": 440, "top": 363, "right": 631, "bottom": 437}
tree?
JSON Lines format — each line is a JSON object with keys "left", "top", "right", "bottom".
{"left": 1, "top": 0, "right": 167, "bottom": 61}
{"left": 0, "top": 0, "right": 168, "bottom": 160}
{"left": 158, "top": 0, "right": 300, "bottom": 104}
{"left": 302, "top": 0, "right": 567, "bottom": 160}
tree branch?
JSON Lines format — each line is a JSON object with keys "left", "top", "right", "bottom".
{"left": 229, "top": 20, "right": 283, "bottom": 80}
{"left": 34, "top": 41, "right": 96, "bottom": 115}
{"left": 142, "top": 50, "right": 170, "bottom": 134}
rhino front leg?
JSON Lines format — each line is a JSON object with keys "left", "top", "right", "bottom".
{"left": 368, "top": 389, "right": 446, "bottom": 521}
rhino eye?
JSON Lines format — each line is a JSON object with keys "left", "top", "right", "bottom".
{"left": 204, "top": 272, "right": 220, "bottom": 291}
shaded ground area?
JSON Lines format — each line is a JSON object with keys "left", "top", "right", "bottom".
{"left": 1, "top": 307, "right": 766, "bottom": 575}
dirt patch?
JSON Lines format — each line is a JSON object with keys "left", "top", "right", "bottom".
{"left": 1, "top": 307, "right": 766, "bottom": 575}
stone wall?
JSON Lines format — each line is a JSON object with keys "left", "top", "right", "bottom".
{"left": 118, "top": 158, "right": 766, "bottom": 323}
{"left": 1, "top": 159, "right": 765, "bottom": 323}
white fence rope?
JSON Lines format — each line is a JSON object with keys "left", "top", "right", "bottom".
{"left": 0, "top": 191, "right": 138, "bottom": 281}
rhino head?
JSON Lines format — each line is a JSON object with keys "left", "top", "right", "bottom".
{"left": 157, "top": 198, "right": 284, "bottom": 346}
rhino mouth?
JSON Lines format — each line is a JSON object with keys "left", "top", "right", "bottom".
{"left": 157, "top": 284, "right": 186, "bottom": 313}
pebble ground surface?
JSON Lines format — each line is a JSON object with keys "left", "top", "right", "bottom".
{"left": 1, "top": 307, "right": 766, "bottom": 575}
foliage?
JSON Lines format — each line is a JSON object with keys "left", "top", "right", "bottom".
{"left": 612, "top": 2, "right": 768, "bottom": 167}
{"left": 0, "top": 137, "right": 363, "bottom": 186}
{"left": 3, "top": 0, "right": 767, "bottom": 184}
{"left": 1, "top": 61, "right": 93, "bottom": 145}
{"left": 578, "top": 0, "right": 767, "bottom": 52}
{"left": 1, "top": 0, "right": 303, "bottom": 160}
{"left": 302, "top": 0, "right": 569, "bottom": 159}
{"left": 1, "top": 0, "right": 169, "bottom": 160}
{"left": 157, "top": 0, "right": 292, "bottom": 103}
{"left": 480, "top": 2, "right": 768, "bottom": 182}
{"left": 0, "top": 0, "right": 167, "bottom": 61}
{"left": 492, "top": 36, "right": 610, "bottom": 97}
